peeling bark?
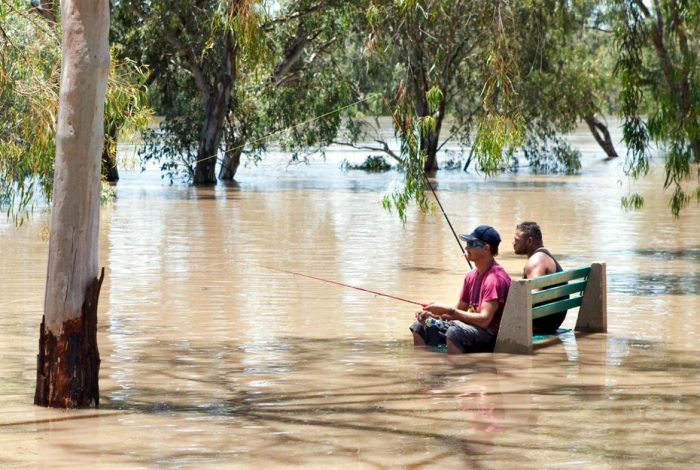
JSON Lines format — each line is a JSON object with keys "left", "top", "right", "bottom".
{"left": 35, "top": 269, "right": 104, "bottom": 408}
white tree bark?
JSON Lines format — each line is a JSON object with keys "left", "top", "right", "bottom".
{"left": 36, "top": 0, "right": 109, "bottom": 408}
{"left": 44, "top": 0, "right": 109, "bottom": 332}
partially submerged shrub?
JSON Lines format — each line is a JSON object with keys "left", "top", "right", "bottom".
{"left": 340, "top": 155, "right": 392, "bottom": 172}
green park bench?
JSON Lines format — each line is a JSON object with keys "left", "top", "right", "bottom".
{"left": 495, "top": 262, "right": 607, "bottom": 354}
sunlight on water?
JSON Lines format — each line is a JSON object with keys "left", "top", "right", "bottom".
{"left": 1, "top": 122, "right": 699, "bottom": 467}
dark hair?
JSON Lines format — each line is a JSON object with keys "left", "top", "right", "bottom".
{"left": 488, "top": 243, "right": 499, "bottom": 256}
{"left": 516, "top": 221, "right": 543, "bottom": 245}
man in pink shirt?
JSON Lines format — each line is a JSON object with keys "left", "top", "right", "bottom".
{"left": 410, "top": 225, "right": 512, "bottom": 354}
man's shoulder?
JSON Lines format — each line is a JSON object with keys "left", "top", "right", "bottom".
{"left": 487, "top": 261, "right": 512, "bottom": 284}
{"left": 528, "top": 249, "right": 557, "bottom": 273}
{"left": 529, "top": 250, "right": 550, "bottom": 264}
{"left": 465, "top": 268, "right": 479, "bottom": 282}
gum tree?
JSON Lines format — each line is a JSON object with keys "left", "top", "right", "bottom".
{"left": 34, "top": 0, "right": 110, "bottom": 408}
{"left": 117, "top": 0, "right": 350, "bottom": 184}
{"left": 614, "top": 0, "right": 700, "bottom": 215}
{"left": 359, "top": 0, "right": 525, "bottom": 220}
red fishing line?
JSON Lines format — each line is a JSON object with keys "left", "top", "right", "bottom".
{"left": 263, "top": 265, "right": 428, "bottom": 308}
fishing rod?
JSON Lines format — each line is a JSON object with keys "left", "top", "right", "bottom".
{"left": 262, "top": 265, "right": 428, "bottom": 308}
{"left": 380, "top": 93, "right": 473, "bottom": 270}
{"left": 422, "top": 172, "right": 473, "bottom": 269}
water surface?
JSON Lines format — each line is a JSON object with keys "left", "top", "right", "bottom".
{"left": 1, "top": 123, "right": 699, "bottom": 468}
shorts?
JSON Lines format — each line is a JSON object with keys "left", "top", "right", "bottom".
{"left": 410, "top": 319, "right": 497, "bottom": 353}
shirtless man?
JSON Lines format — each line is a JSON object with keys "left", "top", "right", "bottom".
{"left": 512, "top": 221, "right": 567, "bottom": 334}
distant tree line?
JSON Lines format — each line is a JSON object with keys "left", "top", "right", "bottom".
{"left": 1, "top": 0, "right": 698, "bottom": 217}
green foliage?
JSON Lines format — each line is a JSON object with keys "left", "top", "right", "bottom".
{"left": 0, "top": 1, "right": 150, "bottom": 223}
{"left": 473, "top": 114, "right": 524, "bottom": 174}
{"left": 339, "top": 0, "right": 530, "bottom": 221}
{"left": 339, "top": 0, "right": 613, "bottom": 222}
{"left": 0, "top": 1, "right": 58, "bottom": 223}
{"left": 380, "top": 85, "right": 434, "bottom": 224}
{"left": 613, "top": 0, "right": 700, "bottom": 216}
{"left": 425, "top": 86, "right": 443, "bottom": 114}
{"left": 522, "top": 134, "right": 582, "bottom": 174}
{"left": 340, "top": 156, "right": 392, "bottom": 172}
{"left": 621, "top": 192, "right": 644, "bottom": 211}
{"left": 105, "top": 56, "right": 152, "bottom": 170}
{"left": 140, "top": 112, "right": 201, "bottom": 182}
{"left": 100, "top": 180, "right": 117, "bottom": 204}
{"left": 512, "top": 0, "right": 620, "bottom": 170}
{"left": 118, "top": 0, "right": 354, "bottom": 179}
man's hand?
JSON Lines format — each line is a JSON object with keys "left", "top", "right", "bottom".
{"left": 424, "top": 302, "right": 454, "bottom": 318}
{"left": 415, "top": 310, "right": 430, "bottom": 324}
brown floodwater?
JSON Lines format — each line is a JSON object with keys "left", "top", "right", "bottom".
{"left": 1, "top": 122, "right": 700, "bottom": 468}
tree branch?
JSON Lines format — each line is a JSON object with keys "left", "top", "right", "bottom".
{"left": 274, "top": 35, "right": 337, "bottom": 86}
{"left": 128, "top": 4, "right": 212, "bottom": 104}
{"left": 262, "top": 4, "right": 325, "bottom": 30}
{"left": 646, "top": 0, "right": 680, "bottom": 99}
{"left": 586, "top": 25, "right": 613, "bottom": 33}
{"left": 632, "top": 0, "right": 651, "bottom": 18}
{"left": 29, "top": 0, "right": 57, "bottom": 25}
{"left": 332, "top": 140, "right": 402, "bottom": 163}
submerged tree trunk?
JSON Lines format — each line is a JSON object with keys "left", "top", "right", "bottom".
{"left": 35, "top": 0, "right": 110, "bottom": 409}
{"left": 101, "top": 126, "right": 119, "bottom": 182}
{"left": 422, "top": 133, "right": 439, "bottom": 172}
{"left": 218, "top": 146, "right": 243, "bottom": 181}
{"left": 193, "top": 36, "right": 236, "bottom": 185}
{"left": 584, "top": 115, "right": 618, "bottom": 159}
{"left": 193, "top": 90, "right": 229, "bottom": 184}
{"left": 421, "top": 101, "right": 446, "bottom": 173}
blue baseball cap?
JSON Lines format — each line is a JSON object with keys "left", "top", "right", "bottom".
{"left": 459, "top": 225, "right": 501, "bottom": 247}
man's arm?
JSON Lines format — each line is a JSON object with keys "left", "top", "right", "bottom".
{"left": 416, "top": 298, "right": 470, "bottom": 324}
{"left": 424, "top": 300, "right": 499, "bottom": 329}
{"left": 524, "top": 252, "right": 556, "bottom": 279}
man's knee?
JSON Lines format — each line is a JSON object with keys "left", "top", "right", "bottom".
{"left": 446, "top": 338, "right": 462, "bottom": 354}
{"left": 412, "top": 331, "right": 426, "bottom": 346}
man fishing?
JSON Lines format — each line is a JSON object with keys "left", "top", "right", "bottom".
{"left": 512, "top": 221, "right": 567, "bottom": 334}
{"left": 410, "top": 225, "right": 512, "bottom": 354}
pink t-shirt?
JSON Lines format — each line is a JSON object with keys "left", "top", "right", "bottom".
{"left": 459, "top": 260, "right": 512, "bottom": 332}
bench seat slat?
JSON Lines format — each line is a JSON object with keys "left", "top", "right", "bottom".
{"left": 530, "top": 267, "right": 590, "bottom": 289}
{"left": 532, "top": 280, "right": 588, "bottom": 305}
{"left": 532, "top": 296, "right": 583, "bottom": 319}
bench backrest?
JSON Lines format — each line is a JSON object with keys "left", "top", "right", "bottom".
{"left": 494, "top": 262, "right": 607, "bottom": 355}
{"left": 530, "top": 266, "right": 590, "bottom": 319}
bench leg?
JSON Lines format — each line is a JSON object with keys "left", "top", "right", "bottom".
{"left": 575, "top": 262, "right": 607, "bottom": 333}
{"left": 495, "top": 279, "right": 533, "bottom": 354}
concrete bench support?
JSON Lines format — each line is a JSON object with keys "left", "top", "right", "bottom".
{"left": 495, "top": 262, "right": 607, "bottom": 355}
{"left": 575, "top": 262, "right": 607, "bottom": 332}
{"left": 494, "top": 279, "right": 532, "bottom": 354}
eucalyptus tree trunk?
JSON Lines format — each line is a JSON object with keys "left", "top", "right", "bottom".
{"left": 419, "top": 99, "right": 446, "bottom": 172}
{"left": 218, "top": 147, "right": 243, "bottom": 181}
{"left": 584, "top": 115, "right": 618, "bottom": 159}
{"left": 218, "top": 24, "right": 310, "bottom": 182}
{"left": 34, "top": 0, "right": 109, "bottom": 409}
{"left": 193, "top": 36, "right": 236, "bottom": 184}
{"left": 193, "top": 90, "right": 230, "bottom": 184}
